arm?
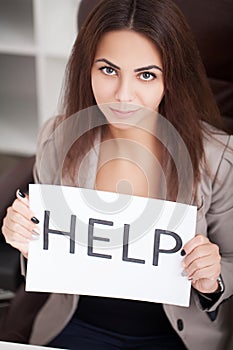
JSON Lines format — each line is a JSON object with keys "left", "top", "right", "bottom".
{"left": 182, "top": 135, "right": 233, "bottom": 311}
{"left": 204, "top": 135, "right": 233, "bottom": 310}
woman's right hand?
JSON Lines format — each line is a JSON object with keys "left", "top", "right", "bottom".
{"left": 2, "top": 189, "right": 40, "bottom": 258}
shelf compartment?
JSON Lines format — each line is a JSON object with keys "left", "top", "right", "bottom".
{"left": 0, "top": 0, "right": 35, "bottom": 53}
{"left": 0, "top": 54, "right": 38, "bottom": 155}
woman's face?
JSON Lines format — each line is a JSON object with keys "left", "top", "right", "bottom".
{"left": 91, "top": 29, "right": 164, "bottom": 128}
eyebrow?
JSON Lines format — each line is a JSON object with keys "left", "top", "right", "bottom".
{"left": 95, "top": 58, "right": 163, "bottom": 73}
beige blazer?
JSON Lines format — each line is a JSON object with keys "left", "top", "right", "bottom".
{"left": 28, "top": 118, "right": 233, "bottom": 350}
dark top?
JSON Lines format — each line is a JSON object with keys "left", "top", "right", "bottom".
{"left": 75, "top": 295, "right": 178, "bottom": 337}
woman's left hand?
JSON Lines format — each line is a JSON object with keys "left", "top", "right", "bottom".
{"left": 182, "top": 234, "right": 221, "bottom": 294}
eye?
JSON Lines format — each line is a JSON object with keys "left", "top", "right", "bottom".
{"left": 99, "top": 66, "right": 117, "bottom": 76}
{"left": 139, "top": 72, "right": 156, "bottom": 81}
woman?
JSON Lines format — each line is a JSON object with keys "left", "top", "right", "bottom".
{"left": 2, "top": 0, "right": 233, "bottom": 349}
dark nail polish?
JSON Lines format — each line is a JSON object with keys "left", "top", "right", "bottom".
{"left": 31, "top": 216, "right": 40, "bottom": 224}
{"left": 181, "top": 249, "right": 186, "bottom": 256}
{"left": 18, "top": 189, "right": 25, "bottom": 198}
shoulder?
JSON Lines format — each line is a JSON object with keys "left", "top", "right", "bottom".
{"left": 36, "top": 115, "right": 66, "bottom": 164}
{"left": 37, "top": 115, "right": 62, "bottom": 147}
{"left": 199, "top": 124, "right": 233, "bottom": 227}
{"left": 202, "top": 122, "right": 233, "bottom": 181}
{"left": 33, "top": 115, "right": 63, "bottom": 184}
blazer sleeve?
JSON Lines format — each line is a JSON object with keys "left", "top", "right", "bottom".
{"left": 20, "top": 116, "right": 60, "bottom": 276}
{"left": 204, "top": 134, "right": 233, "bottom": 311}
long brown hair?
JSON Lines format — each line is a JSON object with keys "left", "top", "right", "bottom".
{"left": 60, "top": 0, "right": 224, "bottom": 201}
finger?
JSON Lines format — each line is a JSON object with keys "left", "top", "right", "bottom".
{"left": 6, "top": 206, "right": 35, "bottom": 236}
{"left": 183, "top": 243, "right": 220, "bottom": 273}
{"left": 182, "top": 234, "right": 210, "bottom": 255}
{"left": 190, "top": 264, "right": 220, "bottom": 282}
{"left": 184, "top": 254, "right": 219, "bottom": 279}
{"left": 4, "top": 215, "right": 39, "bottom": 241}
{"left": 3, "top": 205, "right": 41, "bottom": 243}
{"left": 16, "top": 189, "right": 40, "bottom": 224}
{"left": 16, "top": 188, "right": 30, "bottom": 205}
{"left": 182, "top": 243, "right": 216, "bottom": 269}
{"left": 12, "top": 198, "right": 35, "bottom": 222}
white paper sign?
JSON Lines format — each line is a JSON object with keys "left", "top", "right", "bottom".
{"left": 26, "top": 184, "right": 197, "bottom": 307}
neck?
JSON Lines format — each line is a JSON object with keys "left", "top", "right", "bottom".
{"left": 101, "top": 126, "right": 163, "bottom": 169}
{"left": 104, "top": 112, "right": 159, "bottom": 152}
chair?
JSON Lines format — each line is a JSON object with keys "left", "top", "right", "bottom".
{"left": 0, "top": 156, "right": 35, "bottom": 293}
{"left": 173, "top": 0, "right": 233, "bottom": 132}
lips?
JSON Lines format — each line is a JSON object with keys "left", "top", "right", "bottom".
{"left": 109, "top": 107, "right": 141, "bottom": 119}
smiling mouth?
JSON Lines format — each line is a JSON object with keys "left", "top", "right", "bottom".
{"left": 109, "top": 107, "right": 141, "bottom": 118}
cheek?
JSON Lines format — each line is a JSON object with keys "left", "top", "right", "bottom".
{"left": 91, "top": 74, "right": 115, "bottom": 104}
{"left": 141, "top": 86, "right": 164, "bottom": 110}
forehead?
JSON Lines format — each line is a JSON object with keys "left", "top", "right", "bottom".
{"left": 94, "top": 30, "right": 162, "bottom": 68}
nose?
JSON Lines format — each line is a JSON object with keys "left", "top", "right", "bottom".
{"left": 114, "top": 76, "right": 135, "bottom": 102}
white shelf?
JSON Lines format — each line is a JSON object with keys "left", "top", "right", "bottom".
{"left": 0, "top": 45, "right": 36, "bottom": 56}
{"left": 0, "top": 0, "right": 80, "bottom": 156}
{"left": 35, "top": 0, "right": 78, "bottom": 57}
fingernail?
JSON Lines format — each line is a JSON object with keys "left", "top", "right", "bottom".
{"left": 18, "top": 189, "right": 25, "bottom": 198}
{"left": 181, "top": 269, "right": 187, "bottom": 277}
{"left": 31, "top": 216, "right": 39, "bottom": 224}
{"left": 31, "top": 234, "right": 40, "bottom": 240}
{"left": 32, "top": 228, "right": 40, "bottom": 236}
{"left": 180, "top": 249, "right": 186, "bottom": 256}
